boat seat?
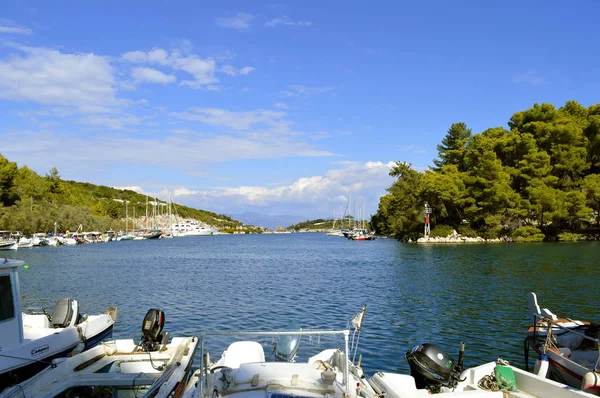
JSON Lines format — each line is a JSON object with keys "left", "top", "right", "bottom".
{"left": 527, "top": 292, "right": 557, "bottom": 322}
{"left": 52, "top": 298, "right": 79, "bottom": 328}
{"left": 220, "top": 341, "right": 265, "bottom": 368}
{"left": 22, "top": 312, "right": 51, "bottom": 328}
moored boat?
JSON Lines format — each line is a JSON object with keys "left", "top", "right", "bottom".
{"left": 524, "top": 292, "right": 600, "bottom": 395}
{"left": 0, "top": 241, "right": 18, "bottom": 250}
{"left": 3, "top": 309, "right": 198, "bottom": 397}
{"left": 182, "top": 328, "right": 374, "bottom": 398}
{"left": 17, "top": 237, "right": 33, "bottom": 248}
{"left": 0, "top": 258, "right": 117, "bottom": 391}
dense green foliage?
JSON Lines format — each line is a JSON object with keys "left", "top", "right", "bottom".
{"left": 373, "top": 101, "right": 600, "bottom": 241}
{"left": 0, "top": 155, "right": 250, "bottom": 234}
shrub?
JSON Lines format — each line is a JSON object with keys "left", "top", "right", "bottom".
{"left": 557, "top": 232, "right": 581, "bottom": 242}
{"left": 430, "top": 224, "right": 455, "bottom": 238}
{"left": 457, "top": 226, "right": 478, "bottom": 238}
{"left": 512, "top": 226, "right": 545, "bottom": 242}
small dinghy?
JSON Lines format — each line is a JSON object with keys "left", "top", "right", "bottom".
{"left": 0, "top": 258, "right": 116, "bottom": 391}
{"left": 524, "top": 292, "right": 600, "bottom": 395}
{"left": 2, "top": 308, "right": 198, "bottom": 397}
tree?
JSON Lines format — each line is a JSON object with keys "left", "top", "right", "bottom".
{"left": 433, "top": 122, "right": 472, "bottom": 171}
{"left": 582, "top": 174, "right": 600, "bottom": 226}
{"left": 419, "top": 165, "right": 469, "bottom": 226}
{"left": 373, "top": 163, "right": 423, "bottom": 240}
{"left": 0, "top": 154, "right": 18, "bottom": 205}
{"left": 464, "top": 134, "right": 519, "bottom": 228}
{"left": 46, "top": 166, "right": 64, "bottom": 195}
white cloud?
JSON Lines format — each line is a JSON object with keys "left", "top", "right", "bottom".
{"left": 176, "top": 161, "right": 396, "bottom": 217}
{"left": 280, "top": 85, "right": 334, "bottom": 97}
{"left": 174, "top": 187, "right": 199, "bottom": 196}
{"left": 131, "top": 67, "right": 176, "bottom": 84}
{"left": 220, "top": 65, "right": 237, "bottom": 76}
{"left": 215, "top": 13, "right": 255, "bottom": 31}
{"left": 220, "top": 65, "right": 255, "bottom": 76}
{"left": 172, "top": 54, "right": 217, "bottom": 87}
{"left": 273, "top": 102, "right": 289, "bottom": 109}
{"left": 78, "top": 113, "right": 141, "bottom": 130}
{"left": 512, "top": 71, "right": 547, "bottom": 85}
{"left": 265, "top": 16, "right": 312, "bottom": 27}
{"left": 239, "top": 66, "right": 255, "bottom": 75}
{"left": 1, "top": 128, "right": 334, "bottom": 177}
{"left": 122, "top": 48, "right": 169, "bottom": 64}
{"left": 171, "top": 107, "right": 289, "bottom": 131}
{"left": 0, "top": 45, "right": 119, "bottom": 110}
{"left": 0, "top": 20, "right": 33, "bottom": 35}
{"left": 122, "top": 47, "right": 217, "bottom": 88}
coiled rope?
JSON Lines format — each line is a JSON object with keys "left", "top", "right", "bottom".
{"left": 477, "top": 359, "right": 511, "bottom": 391}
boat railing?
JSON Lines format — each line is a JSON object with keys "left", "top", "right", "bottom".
{"left": 196, "top": 329, "right": 351, "bottom": 398}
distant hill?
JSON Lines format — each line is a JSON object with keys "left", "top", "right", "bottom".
{"left": 288, "top": 217, "right": 371, "bottom": 231}
{"left": 226, "top": 212, "right": 306, "bottom": 230}
{"left": 0, "top": 154, "right": 257, "bottom": 234}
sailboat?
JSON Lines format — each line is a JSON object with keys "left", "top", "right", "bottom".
{"left": 118, "top": 200, "right": 134, "bottom": 241}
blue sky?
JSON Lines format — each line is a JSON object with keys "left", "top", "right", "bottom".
{"left": 1, "top": 1, "right": 599, "bottom": 220}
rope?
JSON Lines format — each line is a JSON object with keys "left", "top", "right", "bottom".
{"left": 477, "top": 359, "right": 511, "bottom": 392}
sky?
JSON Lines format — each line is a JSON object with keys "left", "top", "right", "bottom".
{"left": 1, "top": 1, "right": 599, "bottom": 220}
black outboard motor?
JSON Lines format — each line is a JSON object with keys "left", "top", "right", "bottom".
{"left": 405, "top": 343, "right": 460, "bottom": 393}
{"left": 140, "top": 308, "right": 166, "bottom": 351}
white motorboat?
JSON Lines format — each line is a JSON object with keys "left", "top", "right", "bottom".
{"left": 31, "top": 233, "right": 46, "bottom": 246}
{"left": 0, "top": 241, "right": 18, "bottom": 250}
{"left": 0, "top": 258, "right": 117, "bottom": 391}
{"left": 524, "top": 292, "right": 600, "bottom": 395}
{"left": 17, "top": 237, "right": 33, "bottom": 248}
{"left": 182, "top": 328, "right": 375, "bottom": 398}
{"left": 3, "top": 309, "right": 198, "bottom": 398}
{"left": 42, "top": 236, "right": 60, "bottom": 246}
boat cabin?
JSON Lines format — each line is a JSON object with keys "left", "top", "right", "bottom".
{"left": 0, "top": 258, "right": 24, "bottom": 351}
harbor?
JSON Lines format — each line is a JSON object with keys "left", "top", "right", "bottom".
{"left": 2, "top": 233, "right": 600, "bottom": 395}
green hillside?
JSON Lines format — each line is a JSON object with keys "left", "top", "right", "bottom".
{"left": 288, "top": 217, "right": 371, "bottom": 231}
{"left": 0, "top": 154, "right": 258, "bottom": 234}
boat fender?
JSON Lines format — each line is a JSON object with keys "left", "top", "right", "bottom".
{"left": 582, "top": 372, "right": 600, "bottom": 394}
{"left": 493, "top": 363, "right": 518, "bottom": 392}
{"left": 51, "top": 357, "right": 67, "bottom": 367}
{"left": 533, "top": 353, "right": 549, "bottom": 378}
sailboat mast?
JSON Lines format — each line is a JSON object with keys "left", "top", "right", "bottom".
{"left": 146, "top": 197, "right": 149, "bottom": 230}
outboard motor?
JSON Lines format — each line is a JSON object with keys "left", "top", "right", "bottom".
{"left": 140, "top": 308, "right": 166, "bottom": 351}
{"left": 405, "top": 343, "right": 462, "bottom": 393}
{"left": 52, "top": 298, "right": 80, "bottom": 328}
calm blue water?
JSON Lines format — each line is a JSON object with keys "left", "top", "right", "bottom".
{"left": 6, "top": 235, "right": 600, "bottom": 376}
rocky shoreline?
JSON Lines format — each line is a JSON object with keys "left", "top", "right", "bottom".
{"left": 415, "top": 235, "right": 508, "bottom": 243}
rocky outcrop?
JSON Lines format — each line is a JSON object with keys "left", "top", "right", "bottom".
{"left": 415, "top": 230, "right": 509, "bottom": 243}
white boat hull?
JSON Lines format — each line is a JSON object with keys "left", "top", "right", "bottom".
{"left": 0, "top": 241, "right": 18, "bottom": 250}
